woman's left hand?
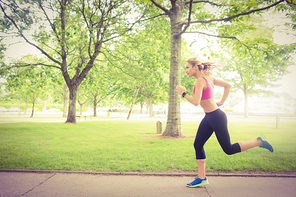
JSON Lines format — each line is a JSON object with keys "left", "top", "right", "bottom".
{"left": 176, "top": 86, "right": 186, "bottom": 95}
{"left": 216, "top": 101, "right": 224, "bottom": 106}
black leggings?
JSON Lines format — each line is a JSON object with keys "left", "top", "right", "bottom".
{"left": 194, "top": 108, "right": 241, "bottom": 159}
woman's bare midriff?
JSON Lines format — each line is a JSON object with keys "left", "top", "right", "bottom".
{"left": 200, "top": 98, "right": 218, "bottom": 113}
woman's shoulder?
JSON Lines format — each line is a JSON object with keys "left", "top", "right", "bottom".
{"left": 212, "top": 78, "right": 231, "bottom": 87}
{"left": 195, "top": 77, "right": 207, "bottom": 87}
{"left": 196, "top": 77, "right": 206, "bottom": 83}
{"left": 200, "top": 76, "right": 214, "bottom": 83}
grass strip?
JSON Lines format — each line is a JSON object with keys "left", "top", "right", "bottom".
{"left": 0, "top": 118, "right": 295, "bottom": 172}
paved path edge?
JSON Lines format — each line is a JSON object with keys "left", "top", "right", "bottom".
{"left": 1, "top": 169, "right": 295, "bottom": 178}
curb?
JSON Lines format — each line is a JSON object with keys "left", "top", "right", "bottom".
{"left": 1, "top": 169, "right": 296, "bottom": 178}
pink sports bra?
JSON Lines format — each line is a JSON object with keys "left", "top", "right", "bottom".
{"left": 193, "top": 77, "right": 214, "bottom": 100}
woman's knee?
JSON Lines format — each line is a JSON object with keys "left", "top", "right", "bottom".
{"left": 223, "top": 148, "right": 234, "bottom": 155}
{"left": 194, "top": 139, "right": 203, "bottom": 151}
{"left": 222, "top": 143, "right": 241, "bottom": 155}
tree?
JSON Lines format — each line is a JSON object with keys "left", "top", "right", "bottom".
{"left": 0, "top": 39, "right": 5, "bottom": 68}
{"left": 127, "top": 83, "right": 142, "bottom": 120}
{"left": 216, "top": 16, "right": 295, "bottom": 117}
{"left": 137, "top": 0, "right": 296, "bottom": 137}
{"left": 79, "top": 60, "right": 120, "bottom": 117}
{"left": 108, "top": 16, "right": 170, "bottom": 119}
{"left": 0, "top": 40, "right": 7, "bottom": 98}
{"left": 77, "top": 89, "right": 88, "bottom": 115}
{"left": 0, "top": 0, "right": 148, "bottom": 123}
{"left": 46, "top": 69, "right": 69, "bottom": 117}
{"left": 4, "top": 55, "right": 49, "bottom": 117}
{"left": 281, "top": 0, "right": 296, "bottom": 32}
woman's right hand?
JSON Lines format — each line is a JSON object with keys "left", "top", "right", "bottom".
{"left": 176, "top": 86, "right": 186, "bottom": 96}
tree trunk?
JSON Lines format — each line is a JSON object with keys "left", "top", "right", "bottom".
{"left": 78, "top": 98, "right": 87, "bottom": 115}
{"left": 42, "top": 101, "right": 46, "bottom": 112}
{"left": 30, "top": 93, "right": 35, "bottom": 118}
{"left": 127, "top": 85, "right": 141, "bottom": 120}
{"left": 63, "top": 85, "right": 68, "bottom": 117}
{"left": 148, "top": 93, "right": 154, "bottom": 117}
{"left": 140, "top": 102, "right": 144, "bottom": 114}
{"left": 24, "top": 100, "right": 28, "bottom": 115}
{"left": 94, "top": 93, "right": 97, "bottom": 117}
{"left": 146, "top": 103, "right": 149, "bottom": 114}
{"left": 18, "top": 99, "right": 21, "bottom": 116}
{"left": 66, "top": 86, "right": 78, "bottom": 123}
{"left": 243, "top": 84, "right": 249, "bottom": 118}
{"left": 79, "top": 103, "right": 83, "bottom": 115}
{"left": 163, "top": 4, "right": 183, "bottom": 137}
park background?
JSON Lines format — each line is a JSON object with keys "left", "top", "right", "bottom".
{"left": 0, "top": 0, "right": 296, "bottom": 173}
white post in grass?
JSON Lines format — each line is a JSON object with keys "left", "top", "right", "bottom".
{"left": 276, "top": 114, "right": 280, "bottom": 129}
{"left": 157, "top": 121, "right": 162, "bottom": 134}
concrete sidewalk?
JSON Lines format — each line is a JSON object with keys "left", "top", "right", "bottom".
{"left": 1, "top": 171, "right": 296, "bottom": 197}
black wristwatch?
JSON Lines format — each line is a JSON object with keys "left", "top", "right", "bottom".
{"left": 182, "top": 92, "right": 187, "bottom": 97}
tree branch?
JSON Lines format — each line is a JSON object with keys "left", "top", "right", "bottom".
{"left": 184, "top": 31, "right": 254, "bottom": 58}
{"left": 184, "top": 0, "right": 224, "bottom": 7}
{"left": 60, "top": 1, "right": 67, "bottom": 62}
{"left": 37, "top": 39, "right": 61, "bottom": 56}
{"left": 102, "top": 6, "right": 150, "bottom": 44}
{"left": 0, "top": 0, "right": 33, "bottom": 27}
{"left": 150, "top": 0, "right": 170, "bottom": 14}
{"left": 100, "top": 51, "right": 141, "bottom": 80}
{"left": 285, "top": 0, "right": 296, "bottom": 6}
{"left": 178, "top": 0, "right": 193, "bottom": 36}
{"left": 0, "top": 3, "right": 62, "bottom": 66}
{"left": 80, "top": 0, "right": 95, "bottom": 59}
{"left": 187, "top": 0, "right": 285, "bottom": 25}
{"left": 38, "top": 2, "right": 61, "bottom": 44}
{"left": 74, "top": 45, "right": 86, "bottom": 82}
{"left": 184, "top": 30, "right": 237, "bottom": 39}
{"left": 5, "top": 63, "right": 61, "bottom": 70}
{"left": 138, "top": 13, "right": 167, "bottom": 23}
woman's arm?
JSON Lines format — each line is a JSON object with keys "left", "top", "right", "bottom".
{"left": 176, "top": 78, "right": 204, "bottom": 106}
{"left": 213, "top": 78, "right": 231, "bottom": 106}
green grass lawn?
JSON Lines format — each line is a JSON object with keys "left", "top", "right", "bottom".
{"left": 0, "top": 116, "right": 295, "bottom": 172}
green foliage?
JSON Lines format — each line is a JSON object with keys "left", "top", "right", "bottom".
{"left": 0, "top": 103, "right": 40, "bottom": 112}
{"left": 1, "top": 0, "right": 152, "bottom": 122}
{"left": 0, "top": 0, "right": 35, "bottom": 33}
{"left": 0, "top": 40, "right": 6, "bottom": 76}
{"left": 1, "top": 0, "right": 296, "bottom": 124}
{"left": 79, "top": 58, "right": 120, "bottom": 110}
{"left": 4, "top": 55, "right": 50, "bottom": 99}
{"left": 276, "top": 0, "right": 296, "bottom": 31}
{"left": 136, "top": 0, "right": 152, "bottom": 4}
{"left": 109, "top": 15, "right": 171, "bottom": 106}
{"left": 215, "top": 15, "right": 295, "bottom": 94}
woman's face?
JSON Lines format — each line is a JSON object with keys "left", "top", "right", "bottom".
{"left": 185, "top": 63, "right": 197, "bottom": 77}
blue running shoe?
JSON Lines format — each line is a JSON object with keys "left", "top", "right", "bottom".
{"left": 257, "top": 135, "right": 274, "bottom": 152}
{"left": 187, "top": 177, "right": 209, "bottom": 187}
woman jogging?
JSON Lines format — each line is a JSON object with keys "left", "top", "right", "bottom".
{"left": 176, "top": 57, "right": 274, "bottom": 187}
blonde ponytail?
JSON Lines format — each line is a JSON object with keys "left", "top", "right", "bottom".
{"left": 187, "top": 58, "right": 221, "bottom": 76}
